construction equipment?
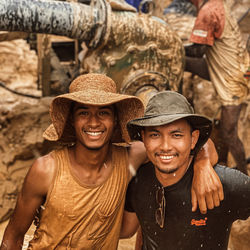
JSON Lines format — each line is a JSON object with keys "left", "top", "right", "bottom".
{"left": 0, "top": 0, "right": 184, "bottom": 102}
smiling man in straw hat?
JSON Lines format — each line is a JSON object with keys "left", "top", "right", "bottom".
{"left": 121, "top": 91, "right": 250, "bottom": 250}
{"left": 1, "top": 74, "right": 222, "bottom": 250}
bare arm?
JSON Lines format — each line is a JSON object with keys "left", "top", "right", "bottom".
{"left": 121, "top": 143, "right": 142, "bottom": 239}
{"left": 120, "top": 211, "right": 139, "bottom": 239}
{"left": 0, "top": 154, "right": 55, "bottom": 250}
{"left": 184, "top": 43, "right": 207, "bottom": 58}
{"left": 192, "top": 138, "right": 224, "bottom": 214}
{"left": 185, "top": 56, "right": 210, "bottom": 81}
{"left": 127, "top": 141, "right": 147, "bottom": 178}
{"left": 184, "top": 43, "right": 210, "bottom": 81}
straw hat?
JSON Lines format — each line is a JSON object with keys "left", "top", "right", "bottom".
{"left": 127, "top": 91, "right": 212, "bottom": 153}
{"left": 43, "top": 73, "right": 144, "bottom": 144}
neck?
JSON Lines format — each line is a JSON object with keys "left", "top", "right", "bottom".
{"left": 70, "top": 142, "right": 111, "bottom": 172}
{"left": 156, "top": 156, "right": 193, "bottom": 187}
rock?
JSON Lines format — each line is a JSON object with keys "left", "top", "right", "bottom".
{"left": 0, "top": 99, "right": 52, "bottom": 222}
{"left": 229, "top": 218, "right": 250, "bottom": 250}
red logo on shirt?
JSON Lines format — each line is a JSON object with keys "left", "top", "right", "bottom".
{"left": 191, "top": 217, "right": 207, "bottom": 226}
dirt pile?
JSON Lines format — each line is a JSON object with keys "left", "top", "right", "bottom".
{"left": 0, "top": 38, "right": 53, "bottom": 221}
{"left": 0, "top": 38, "right": 38, "bottom": 95}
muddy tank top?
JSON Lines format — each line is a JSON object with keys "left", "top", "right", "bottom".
{"left": 28, "top": 144, "right": 129, "bottom": 250}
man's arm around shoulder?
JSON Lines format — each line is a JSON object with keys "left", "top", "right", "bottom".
{"left": 0, "top": 153, "right": 56, "bottom": 250}
{"left": 120, "top": 211, "right": 140, "bottom": 239}
{"left": 127, "top": 141, "right": 147, "bottom": 178}
{"left": 192, "top": 138, "right": 224, "bottom": 214}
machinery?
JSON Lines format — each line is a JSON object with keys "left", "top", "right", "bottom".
{"left": 0, "top": 0, "right": 185, "bottom": 102}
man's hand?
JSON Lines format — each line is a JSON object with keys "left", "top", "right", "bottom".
{"left": 192, "top": 139, "right": 224, "bottom": 214}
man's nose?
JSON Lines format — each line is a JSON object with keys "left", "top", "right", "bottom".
{"left": 88, "top": 115, "right": 100, "bottom": 127}
{"left": 160, "top": 137, "right": 172, "bottom": 151}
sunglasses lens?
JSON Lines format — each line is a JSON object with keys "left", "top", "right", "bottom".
{"left": 155, "top": 187, "right": 165, "bottom": 228}
{"left": 155, "top": 208, "right": 164, "bottom": 228}
{"left": 156, "top": 188, "right": 164, "bottom": 204}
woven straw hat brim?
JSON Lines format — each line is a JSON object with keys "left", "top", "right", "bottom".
{"left": 43, "top": 90, "right": 144, "bottom": 143}
{"left": 53, "top": 90, "right": 140, "bottom": 106}
{"left": 127, "top": 113, "right": 212, "bottom": 152}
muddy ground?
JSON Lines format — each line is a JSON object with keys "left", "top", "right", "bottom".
{"left": 0, "top": 0, "right": 249, "bottom": 249}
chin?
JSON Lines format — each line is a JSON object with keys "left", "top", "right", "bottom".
{"left": 80, "top": 141, "right": 104, "bottom": 150}
{"left": 83, "top": 140, "right": 110, "bottom": 151}
{"left": 157, "top": 166, "right": 179, "bottom": 174}
{"left": 85, "top": 145, "right": 104, "bottom": 151}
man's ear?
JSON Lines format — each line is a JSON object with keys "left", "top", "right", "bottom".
{"left": 191, "top": 129, "right": 200, "bottom": 150}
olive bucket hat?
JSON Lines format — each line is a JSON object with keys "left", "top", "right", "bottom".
{"left": 127, "top": 91, "right": 212, "bottom": 152}
{"left": 43, "top": 73, "right": 144, "bottom": 144}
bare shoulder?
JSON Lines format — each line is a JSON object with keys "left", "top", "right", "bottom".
{"left": 30, "top": 152, "right": 56, "bottom": 179}
{"left": 33, "top": 152, "right": 56, "bottom": 174}
{"left": 128, "top": 141, "right": 145, "bottom": 155}
{"left": 23, "top": 152, "right": 57, "bottom": 197}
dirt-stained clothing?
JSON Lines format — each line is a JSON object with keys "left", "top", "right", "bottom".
{"left": 190, "top": 0, "right": 249, "bottom": 105}
{"left": 125, "top": 161, "right": 250, "bottom": 250}
{"left": 28, "top": 144, "right": 129, "bottom": 250}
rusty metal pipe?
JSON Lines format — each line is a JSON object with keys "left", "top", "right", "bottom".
{"left": 0, "top": 0, "right": 184, "bottom": 94}
{"left": 0, "top": 0, "right": 110, "bottom": 48}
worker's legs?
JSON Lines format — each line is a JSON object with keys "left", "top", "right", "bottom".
{"left": 213, "top": 118, "right": 229, "bottom": 166}
{"left": 220, "top": 104, "right": 248, "bottom": 175}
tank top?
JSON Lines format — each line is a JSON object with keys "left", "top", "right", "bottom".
{"left": 28, "top": 144, "right": 129, "bottom": 250}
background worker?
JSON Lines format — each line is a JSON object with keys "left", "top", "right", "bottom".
{"left": 185, "top": 0, "right": 249, "bottom": 174}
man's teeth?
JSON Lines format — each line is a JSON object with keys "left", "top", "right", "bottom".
{"left": 86, "top": 132, "right": 102, "bottom": 136}
{"left": 160, "top": 155, "right": 174, "bottom": 160}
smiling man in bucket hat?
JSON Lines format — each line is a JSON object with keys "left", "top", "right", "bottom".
{"left": 1, "top": 74, "right": 222, "bottom": 250}
{"left": 121, "top": 91, "right": 250, "bottom": 250}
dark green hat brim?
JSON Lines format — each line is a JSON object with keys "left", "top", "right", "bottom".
{"left": 127, "top": 113, "right": 212, "bottom": 153}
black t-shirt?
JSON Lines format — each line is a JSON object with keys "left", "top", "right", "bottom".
{"left": 125, "top": 162, "right": 250, "bottom": 250}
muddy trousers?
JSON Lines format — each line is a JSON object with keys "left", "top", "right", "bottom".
{"left": 219, "top": 104, "right": 247, "bottom": 175}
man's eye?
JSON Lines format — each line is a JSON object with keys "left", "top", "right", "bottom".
{"left": 99, "top": 111, "right": 111, "bottom": 116}
{"left": 173, "top": 133, "right": 182, "bottom": 138}
{"left": 149, "top": 133, "right": 159, "bottom": 138}
{"left": 79, "top": 111, "right": 88, "bottom": 116}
